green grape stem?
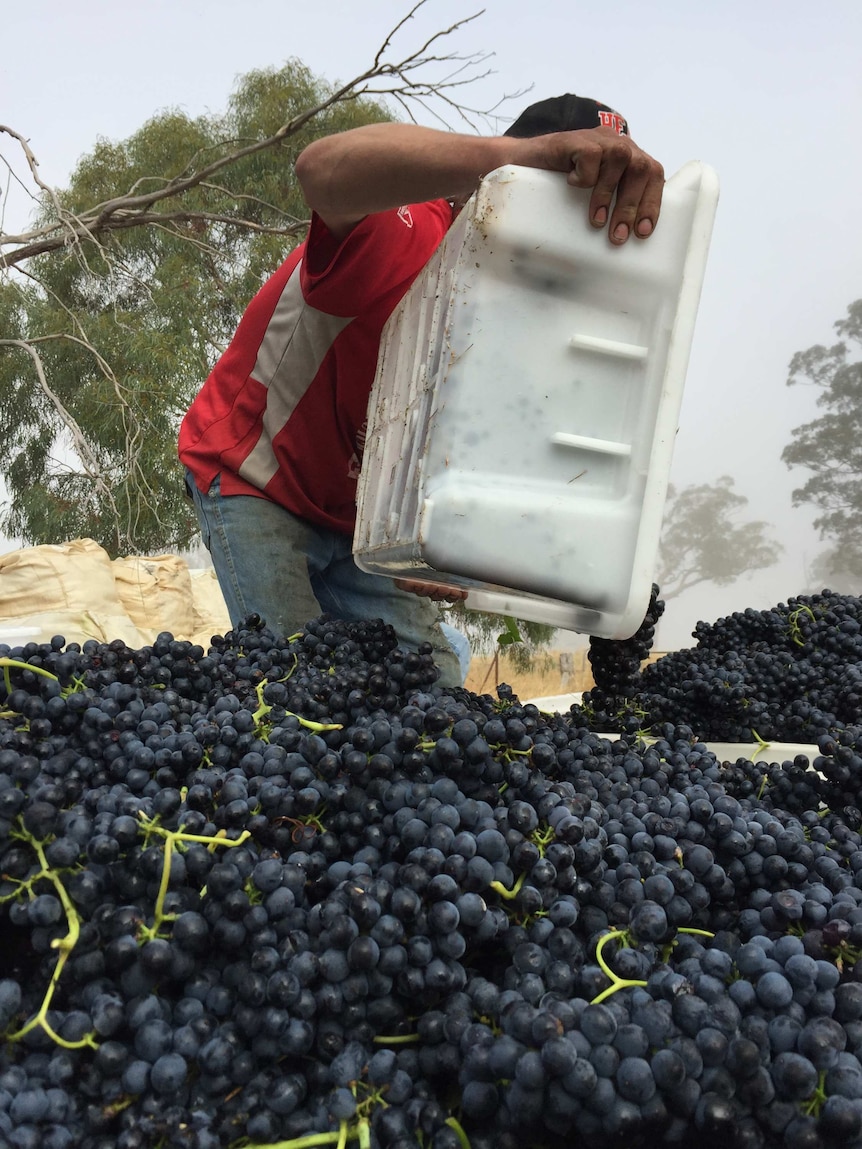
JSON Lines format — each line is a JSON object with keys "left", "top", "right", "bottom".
{"left": 529, "top": 823, "right": 555, "bottom": 858}
{"left": 136, "top": 814, "right": 251, "bottom": 941}
{"left": 489, "top": 871, "right": 527, "bottom": 900}
{"left": 748, "top": 728, "right": 773, "bottom": 761}
{"left": 444, "top": 1117, "right": 472, "bottom": 1149}
{"left": 0, "top": 657, "right": 61, "bottom": 692}
{"left": 4, "top": 827, "right": 98, "bottom": 1050}
{"left": 241, "top": 1133, "right": 343, "bottom": 1149}
{"left": 591, "top": 927, "right": 716, "bottom": 1005}
{"left": 801, "top": 1069, "right": 828, "bottom": 1118}
{"left": 0, "top": 657, "right": 86, "bottom": 699}
{"left": 591, "top": 929, "right": 648, "bottom": 1004}
{"left": 788, "top": 605, "right": 816, "bottom": 647}
{"left": 252, "top": 679, "right": 342, "bottom": 735}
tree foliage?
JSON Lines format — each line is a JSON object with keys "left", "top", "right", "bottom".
{"left": 782, "top": 298, "right": 862, "bottom": 576}
{"left": 656, "top": 475, "right": 780, "bottom": 599}
{"left": 0, "top": 4, "right": 496, "bottom": 556}
{"left": 445, "top": 603, "right": 557, "bottom": 673}
{"left": 804, "top": 546, "right": 860, "bottom": 596}
{"left": 0, "top": 66, "right": 393, "bottom": 555}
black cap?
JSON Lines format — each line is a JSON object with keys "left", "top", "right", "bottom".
{"left": 503, "top": 94, "right": 629, "bottom": 139}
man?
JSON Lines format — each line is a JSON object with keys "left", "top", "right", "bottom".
{"left": 179, "top": 94, "right": 664, "bottom": 688}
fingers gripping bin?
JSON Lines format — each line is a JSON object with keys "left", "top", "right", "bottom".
{"left": 353, "top": 162, "right": 719, "bottom": 639}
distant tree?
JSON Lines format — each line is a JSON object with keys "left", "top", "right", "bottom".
{"left": 804, "top": 546, "right": 861, "bottom": 595}
{"left": 656, "top": 475, "right": 780, "bottom": 599}
{"left": 0, "top": 3, "right": 497, "bottom": 556}
{"left": 782, "top": 299, "right": 862, "bottom": 579}
{"left": 446, "top": 605, "right": 557, "bottom": 674}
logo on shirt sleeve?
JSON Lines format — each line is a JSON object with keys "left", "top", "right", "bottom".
{"left": 397, "top": 206, "right": 414, "bottom": 228}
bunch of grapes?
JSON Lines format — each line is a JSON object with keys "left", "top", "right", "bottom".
{"left": 584, "top": 584, "right": 666, "bottom": 725}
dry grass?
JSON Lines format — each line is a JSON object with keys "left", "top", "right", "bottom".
{"left": 463, "top": 649, "right": 668, "bottom": 704}
{"left": 464, "top": 649, "right": 595, "bottom": 702}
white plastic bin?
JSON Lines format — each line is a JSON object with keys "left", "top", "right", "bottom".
{"left": 0, "top": 628, "right": 40, "bottom": 648}
{"left": 354, "top": 162, "right": 719, "bottom": 639}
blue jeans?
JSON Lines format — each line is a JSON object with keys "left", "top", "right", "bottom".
{"left": 186, "top": 472, "right": 466, "bottom": 687}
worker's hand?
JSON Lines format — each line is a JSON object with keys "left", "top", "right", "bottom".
{"left": 570, "top": 127, "right": 663, "bottom": 244}
{"left": 394, "top": 578, "right": 467, "bottom": 604}
{"left": 532, "top": 127, "right": 664, "bottom": 245}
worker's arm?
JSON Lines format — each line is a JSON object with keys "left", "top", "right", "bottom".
{"left": 294, "top": 122, "right": 663, "bottom": 244}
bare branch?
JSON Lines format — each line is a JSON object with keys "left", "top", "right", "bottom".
{"left": 0, "top": 4, "right": 499, "bottom": 270}
{"left": 0, "top": 124, "right": 116, "bottom": 276}
{"left": 197, "top": 182, "right": 308, "bottom": 224}
{"left": 8, "top": 210, "right": 309, "bottom": 263}
{"left": 0, "top": 124, "right": 64, "bottom": 211}
{"left": 0, "top": 339, "right": 117, "bottom": 504}
{"left": 109, "top": 209, "right": 309, "bottom": 238}
{"left": 372, "top": 0, "right": 484, "bottom": 70}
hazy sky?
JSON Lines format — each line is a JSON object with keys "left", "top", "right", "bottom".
{"left": 3, "top": 0, "right": 861, "bottom": 649}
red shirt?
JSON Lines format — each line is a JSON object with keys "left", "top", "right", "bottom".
{"left": 179, "top": 200, "right": 452, "bottom": 534}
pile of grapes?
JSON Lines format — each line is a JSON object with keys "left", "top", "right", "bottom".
{"left": 2, "top": 595, "right": 862, "bottom": 1149}
{"left": 581, "top": 588, "right": 862, "bottom": 745}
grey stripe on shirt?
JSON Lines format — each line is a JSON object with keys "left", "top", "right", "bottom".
{"left": 239, "top": 260, "right": 355, "bottom": 490}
